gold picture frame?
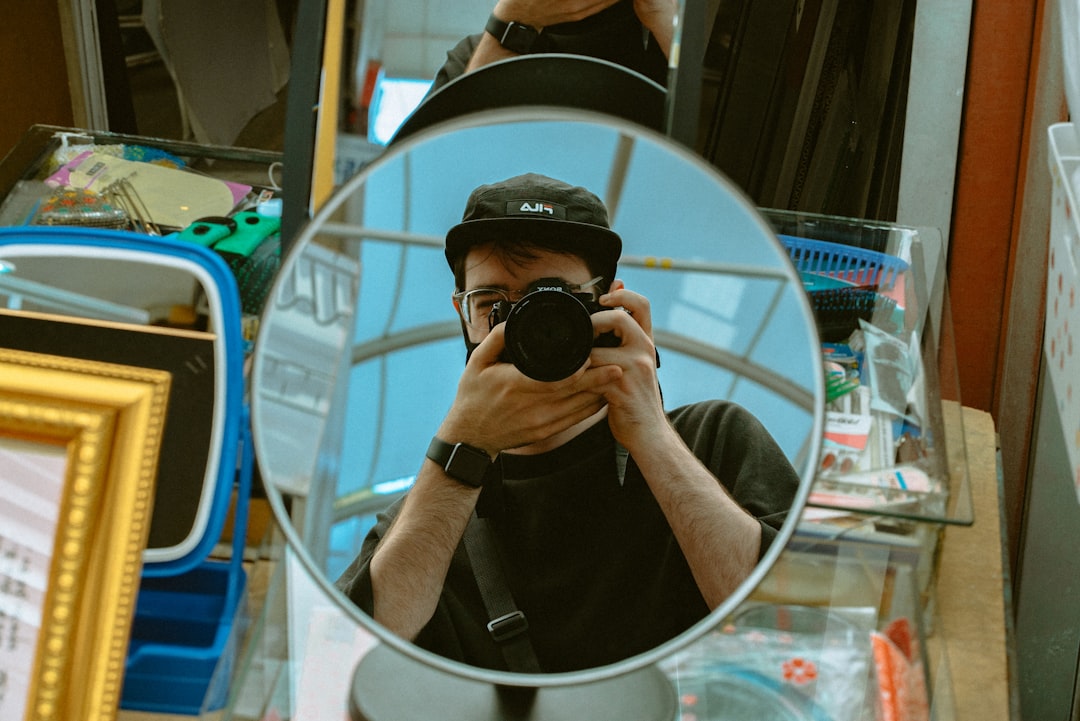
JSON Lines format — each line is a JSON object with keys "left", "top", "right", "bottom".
{"left": 0, "top": 348, "right": 171, "bottom": 721}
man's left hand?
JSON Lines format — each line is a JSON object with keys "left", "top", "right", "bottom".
{"left": 589, "top": 280, "right": 668, "bottom": 449}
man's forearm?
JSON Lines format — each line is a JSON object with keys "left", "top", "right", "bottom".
{"left": 369, "top": 463, "right": 481, "bottom": 640}
{"left": 629, "top": 425, "right": 761, "bottom": 609}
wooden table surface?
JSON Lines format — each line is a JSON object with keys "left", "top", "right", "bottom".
{"left": 932, "top": 405, "right": 1016, "bottom": 721}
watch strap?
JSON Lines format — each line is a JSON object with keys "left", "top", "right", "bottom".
{"left": 426, "top": 436, "right": 491, "bottom": 488}
{"left": 485, "top": 13, "right": 541, "bottom": 54}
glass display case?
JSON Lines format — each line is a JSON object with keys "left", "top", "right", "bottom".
{"left": 756, "top": 210, "right": 973, "bottom": 626}
{"left": 0, "top": 124, "right": 283, "bottom": 205}
{"left": 761, "top": 209, "right": 970, "bottom": 528}
{"left": 667, "top": 208, "right": 982, "bottom": 721}
{"left": 664, "top": 542, "right": 936, "bottom": 721}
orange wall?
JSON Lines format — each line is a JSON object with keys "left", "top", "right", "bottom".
{"left": 0, "top": 2, "right": 74, "bottom": 160}
{"left": 950, "top": 0, "right": 1040, "bottom": 412}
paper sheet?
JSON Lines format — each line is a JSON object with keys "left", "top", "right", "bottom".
{"left": 0, "top": 438, "right": 66, "bottom": 721}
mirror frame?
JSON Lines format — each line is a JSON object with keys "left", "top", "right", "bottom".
{"left": 252, "top": 106, "right": 825, "bottom": 689}
{"left": 0, "top": 227, "right": 246, "bottom": 574}
{"left": 0, "top": 347, "right": 170, "bottom": 721}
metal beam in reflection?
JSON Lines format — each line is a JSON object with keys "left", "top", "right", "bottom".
{"left": 349, "top": 322, "right": 814, "bottom": 411}
{"left": 313, "top": 224, "right": 796, "bottom": 281}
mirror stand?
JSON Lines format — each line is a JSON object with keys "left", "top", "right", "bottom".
{"left": 348, "top": 645, "right": 677, "bottom": 721}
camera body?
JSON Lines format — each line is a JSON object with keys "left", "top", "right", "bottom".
{"left": 488, "top": 277, "right": 619, "bottom": 382}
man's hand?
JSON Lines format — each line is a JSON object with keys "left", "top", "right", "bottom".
{"left": 589, "top": 280, "right": 668, "bottom": 450}
{"left": 438, "top": 321, "right": 619, "bottom": 455}
{"left": 467, "top": 0, "right": 676, "bottom": 72}
{"left": 492, "top": 0, "right": 623, "bottom": 28}
{"left": 600, "top": 278, "right": 654, "bottom": 339}
{"left": 592, "top": 280, "right": 763, "bottom": 608}
{"left": 633, "top": 0, "right": 677, "bottom": 57}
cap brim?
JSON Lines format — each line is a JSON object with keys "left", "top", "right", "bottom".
{"left": 445, "top": 216, "right": 622, "bottom": 273}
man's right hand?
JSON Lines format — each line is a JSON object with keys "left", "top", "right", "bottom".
{"left": 491, "top": 0, "right": 624, "bottom": 29}
{"left": 438, "top": 321, "right": 618, "bottom": 456}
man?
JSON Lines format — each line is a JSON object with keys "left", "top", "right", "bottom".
{"left": 431, "top": 0, "right": 676, "bottom": 93}
{"left": 337, "top": 173, "right": 800, "bottom": 673}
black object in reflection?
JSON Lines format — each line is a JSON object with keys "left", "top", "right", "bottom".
{"left": 390, "top": 55, "right": 666, "bottom": 145}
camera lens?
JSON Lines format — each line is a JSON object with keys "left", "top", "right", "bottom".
{"left": 503, "top": 289, "right": 595, "bottom": 381}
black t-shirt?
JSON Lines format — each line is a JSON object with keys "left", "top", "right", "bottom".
{"left": 336, "top": 400, "right": 800, "bottom": 673}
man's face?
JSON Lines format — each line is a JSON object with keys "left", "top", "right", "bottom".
{"left": 455, "top": 244, "right": 596, "bottom": 345}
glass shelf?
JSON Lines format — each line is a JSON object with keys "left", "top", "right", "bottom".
{"left": 759, "top": 208, "right": 973, "bottom": 529}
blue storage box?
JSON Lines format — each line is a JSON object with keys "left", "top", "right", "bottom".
{"left": 122, "top": 411, "right": 253, "bottom": 715}
{"left": 118, "top": 233, "right": 254, "bottom": 715}
{"left": 0, "top": 226, "right": 255, "bottom": 715}
{"left": 122, "top": 559, "right": 249, "bottom": 713}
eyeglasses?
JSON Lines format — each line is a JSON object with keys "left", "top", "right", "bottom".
{"left": 452, "top": 276, "right": 604, "bottom": 329}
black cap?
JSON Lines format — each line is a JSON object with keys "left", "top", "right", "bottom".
{"left": 445, "top": 173, "right": 622, "bottom": 282}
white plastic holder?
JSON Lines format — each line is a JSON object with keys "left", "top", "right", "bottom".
{"left": 1045, "top": 122, "right": 1080, "bottom": 498}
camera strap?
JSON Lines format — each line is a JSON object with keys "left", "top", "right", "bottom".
{"left": 464, "top": 443, "right": 630, "bottom": 670}
{"left": 615, "top": 443, "right": 630, "bottom": 486}
{"left": 463, "top": 513, "right": 542, "bottom": 673}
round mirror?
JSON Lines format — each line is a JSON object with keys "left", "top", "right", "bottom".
{"left": 251, "top": 108, "right": 823, "bottom": 707}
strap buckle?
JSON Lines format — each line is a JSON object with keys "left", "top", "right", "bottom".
{"left": 487, "top": 611, "right": 529, "bottom": 643}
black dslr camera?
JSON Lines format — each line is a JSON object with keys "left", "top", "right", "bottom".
{"left": 488, "top": 277, "right": 619, "bottom": 382}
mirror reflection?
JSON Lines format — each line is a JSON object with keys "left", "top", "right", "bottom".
{"left": 424, "top": 0, "right": 674, "bottom": 90}
{"left": 351, "top": 0, "right": 680, "bottom": 145}
{"left": 252, "top": 110, "right": 822, "bottom": 677}
{"left": 0, "top": 235, "right": 232, "bottom": 566}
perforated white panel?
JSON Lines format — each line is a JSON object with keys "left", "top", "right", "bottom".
{"left": 1046, "top": 123, "right": 1080, "bottom": 497}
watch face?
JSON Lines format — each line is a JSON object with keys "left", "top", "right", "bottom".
{"left": 446, "top": 444, "right": 491, "bottom": 487}
{"left": 503, "top": 22, "right": 539, "bottom": 54}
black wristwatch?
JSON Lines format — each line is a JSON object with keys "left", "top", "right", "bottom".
{"left": 485, "top": 13, "right": 541, "bottom": 54}
{"left": 426, "top": 437, "right": 491, "bottom": 488}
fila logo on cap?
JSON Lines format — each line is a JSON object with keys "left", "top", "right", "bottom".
{"left": 521, "top": 202, "right": 554, "bottom": 215}
{"left": 506, "top": 200, "right": 567, "bottom": 219}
